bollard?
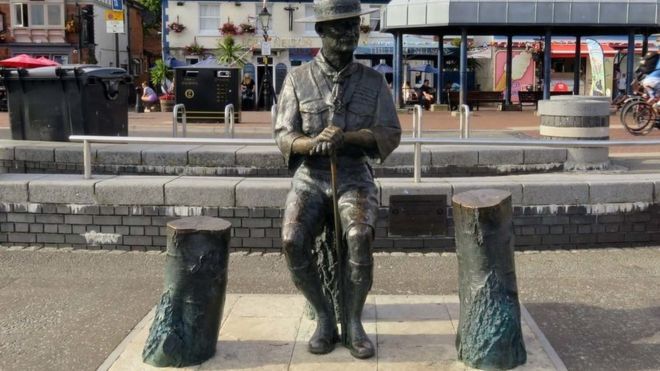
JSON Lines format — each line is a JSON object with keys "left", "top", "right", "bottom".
{"left": 538, "top": 99, "right": 610, "bottom": 169}
{"left": 452, "top": 189, "right": 526, "bottom": 370}
{"left": 142, "top": 216, "right": 231, "bottom": 367}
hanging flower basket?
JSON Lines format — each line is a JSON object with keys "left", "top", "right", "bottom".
{"left": 185, "top": 42, "right": 205, "bottom": 56}
{"left": 220, "top": 20, "right": 239, "bottom": 36}
{"left": 65, "top": 18, "right": 79, "bottom": 33}
{"left": 359, "top": 24, "right": 372, "bottom": 34}
{"left": 168, "top": 22, "right": 186, "bottom": 33}
{"left": 239, "top": 23, "right": 256, "bottom": 35}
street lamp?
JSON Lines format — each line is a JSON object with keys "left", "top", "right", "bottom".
{"left": 258, "top": 5, "right": 272, "bottom": 110}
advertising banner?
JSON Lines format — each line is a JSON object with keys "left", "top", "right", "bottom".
{"left": 585, "top": 38, "right": 606, "bottom": 96}
{"left": 494, "top": 50, "right": 535, "bottom": 102}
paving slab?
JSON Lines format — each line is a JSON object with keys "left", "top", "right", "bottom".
{"left": 95, "top": 176, "right": 178, "bottom": 205}
{"left": 235, "top": 146, "right": 285, "bottom": 168}
{"left": 522, "top": 147, "right": 567, "bottom": 165}
{"left": 28, "top": 174, "right": 114, "bottom": 204}
{"left": 478, "top": 146, "right": 524, "bottom": 165}
{"left": 426, "top": 146, "right": 479, "bottom": 167}
{"left": 142, "top": 145, "right": 200, "bottom": 167}
{"left": 96, "top": 144, "right": 155, "bottom": 165}
{"left": 103, "top": 294, "right": 563, "bottom": 371}
{"left": 188, "top": 145, "right": 244, "bottom": 167}
{"left": 380, "top": 145, "right": 432, "bottom": 167}
{"left": 235, "top": 178, "right": 291, "bottom": 207}
{"left": 521, "top": 182, "right": 590, "bottom": 205}
{"left": 165, "top": 177, "right": 242, "bottom": 207}
{"left": 0, "top": 173, "right": 48, "bottom": 203}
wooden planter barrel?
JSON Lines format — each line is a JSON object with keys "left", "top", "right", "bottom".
{"left": 142, "top": 216, "right": 231, "bottom": 367}
{"left": 538, "top": 99, "right": 610, "bottom": 169}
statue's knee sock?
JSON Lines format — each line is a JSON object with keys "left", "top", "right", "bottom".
{"left": 344, "top": 224, "right": 374, "bottom": 327}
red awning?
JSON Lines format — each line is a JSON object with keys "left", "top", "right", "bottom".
{"left": 551, "top": 43, "right": 617, "bottom": 58}
{"left": 0, "top": 54, "right": 60, "bottom": 68}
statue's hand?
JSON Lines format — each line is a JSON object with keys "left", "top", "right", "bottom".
{"left": 319, "top": 126, "right": 344, "bottom": 148}
{"left": 310, "top": 141, "right": 335, "bottom": 156}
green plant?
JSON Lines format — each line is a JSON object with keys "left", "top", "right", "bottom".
{"left": 215, "top": 36, "right": 248, "bottom": 67}
{"left": 150, "top": 59, "right": 173, "bottom": 90}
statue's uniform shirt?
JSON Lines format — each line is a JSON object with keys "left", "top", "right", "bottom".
{"left": 275, "top": 52, "right": 401, "bottom": 235}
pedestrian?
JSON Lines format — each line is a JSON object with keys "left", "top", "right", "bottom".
{"left": 140, "top": 81, "right": 158, "bottom": 112}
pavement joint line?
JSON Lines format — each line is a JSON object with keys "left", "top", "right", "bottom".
{"left": 520, "top": 305, "right": 569, "bottom": 371}
{"left": 96, "top": 307, "right": 157, "bottom": 371}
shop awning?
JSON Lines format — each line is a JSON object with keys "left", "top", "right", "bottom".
{"left": 551, "top": 43, "right": 618, "bottom": 58}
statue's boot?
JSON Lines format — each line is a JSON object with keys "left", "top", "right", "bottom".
{"left": 345, "top": 260, "right": 375, "bottom": 359}
{"left": 289, "top": 263, "right": 339, "bottom": 355}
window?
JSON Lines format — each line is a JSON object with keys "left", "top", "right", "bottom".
{"left": 369, "top": 5, "right": 381, "bottom": 31}
{"left": 199, "top": 3, "right": 220, "bottom": 33}
{"left": 47, "top": 4, "right": 61, "bottom": 26}
{"left": 30, "top": 3, "right": 44, "bottom": 26}
{"left": 304, "top": 4, "right": 314, "bottom": 34}
{"left": 14, "top": 3, "right": 28, "bottom": 27}
{"left": 12, "top": 1, "right": 63, "bottom": 27}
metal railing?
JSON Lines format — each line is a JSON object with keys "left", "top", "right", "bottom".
{"left": 459, "top": 104, "right": 470, "bottom": 139}
{"left": 70, "top": 132, "right": 660, "bottom": 180}
{"left": 411, "top": 105, "right": 423, "bottom": 183}
{"left": 224, "top": 104, "right": 235, "bottom": 138}
{"left": 172, "top": 104, "right": 187, "bottom": 138}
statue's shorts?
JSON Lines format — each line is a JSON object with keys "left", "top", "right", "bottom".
{"left": 282, "top": 160, "right": 378, "bottom": 239}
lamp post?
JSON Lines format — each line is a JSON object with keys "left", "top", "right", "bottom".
{"left": 258, "top": 5, "right": 272, "bottom": 111}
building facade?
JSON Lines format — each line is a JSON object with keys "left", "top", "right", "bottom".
{"left": 0, "top": 0, "right": 154, "bottom": 79}
{"left": 163, "top": 0, "right": 393, "bottom": 96}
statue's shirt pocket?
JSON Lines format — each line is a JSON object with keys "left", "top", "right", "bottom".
{"left": 347, "top": 91, "right": 377, "bottom": 129}
{"left": 300, "top": 99, "right": 330, "bottom": 136}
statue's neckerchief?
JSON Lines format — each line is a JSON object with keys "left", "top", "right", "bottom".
{"left": 314, "top": 51, "right": 360, "bottom": 127}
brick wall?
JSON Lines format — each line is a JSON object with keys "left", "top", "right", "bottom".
{"left": 2, "top": 202, "right": 658, "bottom": 252}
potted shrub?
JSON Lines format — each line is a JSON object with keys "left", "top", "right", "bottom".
{"left": 220, "top": 19, "right": 239, "bottom": 35}
{"left": 150, "top": 59, "right": 175, "bottom": 112}
{"left": 215, "top": 36, "right": 248, "bottom": 67}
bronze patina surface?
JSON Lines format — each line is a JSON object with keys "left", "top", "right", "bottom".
{"left": 274, "top": 0, "right": 401, "bottom": 359}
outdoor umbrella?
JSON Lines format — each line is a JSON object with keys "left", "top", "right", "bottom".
{"left": 409, "top": 64, "right": 439, "bottom": 74}
{"left": 0, "top": 54, "right": 60, "bottom": 68}
{"left": 373, "top": 63, "right": 393, "bottom": 74}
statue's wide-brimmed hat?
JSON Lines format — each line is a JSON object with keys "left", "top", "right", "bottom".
{"left": 295, "top": 0, "right": 377, "bottom": 23}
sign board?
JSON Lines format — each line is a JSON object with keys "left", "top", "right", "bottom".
{"left": 261, "top": 41, "right": 271, "bottom": 56}
{"left": 112, "top": 0, "right": 123, "bottom": 11}
{"left": 389, "top": 195, "right": 448, "bottom": 236}
{"left": 105, "top": 10, "right": 124, "bottom": 34}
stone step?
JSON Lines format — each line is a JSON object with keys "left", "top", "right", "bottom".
{"left": 0, "top": 140, "right": 568, "bottom": 177}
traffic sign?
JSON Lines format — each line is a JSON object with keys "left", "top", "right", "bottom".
{"left": 112, "top": 0, "right": 123, "bottom": 11}
{"left": 105, "top": 10, "right": 124, "bottom": 33}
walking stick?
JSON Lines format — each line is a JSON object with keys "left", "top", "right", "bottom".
{"left": 329, "top": 132, "right": 348, "bottom": 346}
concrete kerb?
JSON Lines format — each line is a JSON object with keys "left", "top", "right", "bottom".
{"left": 2, "top": 173, "right": 660, "bottom": 208}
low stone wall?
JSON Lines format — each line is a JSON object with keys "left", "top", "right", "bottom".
{"left": 0, "top": 140, "right": 566, "bottom": 177}
{"left": 1, "top": 173, "right": 658, "bottom": 251}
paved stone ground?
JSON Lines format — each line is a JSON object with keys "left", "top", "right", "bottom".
{"left": 105, "top": 294, "right": 558, "bottom": 371}
{"left": 0, "top": 247, "right": 659, "bottom": 371}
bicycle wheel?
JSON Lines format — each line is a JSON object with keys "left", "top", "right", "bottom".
{"left": 619, "top": 97, "right": 643, "bottom": 122}
{"left": 622, "top": 101, "right": 655, "bottom": 135}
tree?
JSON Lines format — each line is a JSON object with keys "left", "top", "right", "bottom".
{"left": 138, "top": 0, "right": 161, "bottom": 32}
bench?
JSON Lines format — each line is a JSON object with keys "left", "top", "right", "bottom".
{"left": 518, "top": 91, "right": 543, "bottom": 109}
{"left": 518, "top": 90, "right": 575, "bottom": 109}
{"left": 448, "top": 91, "right": 504, "bottom": 111}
